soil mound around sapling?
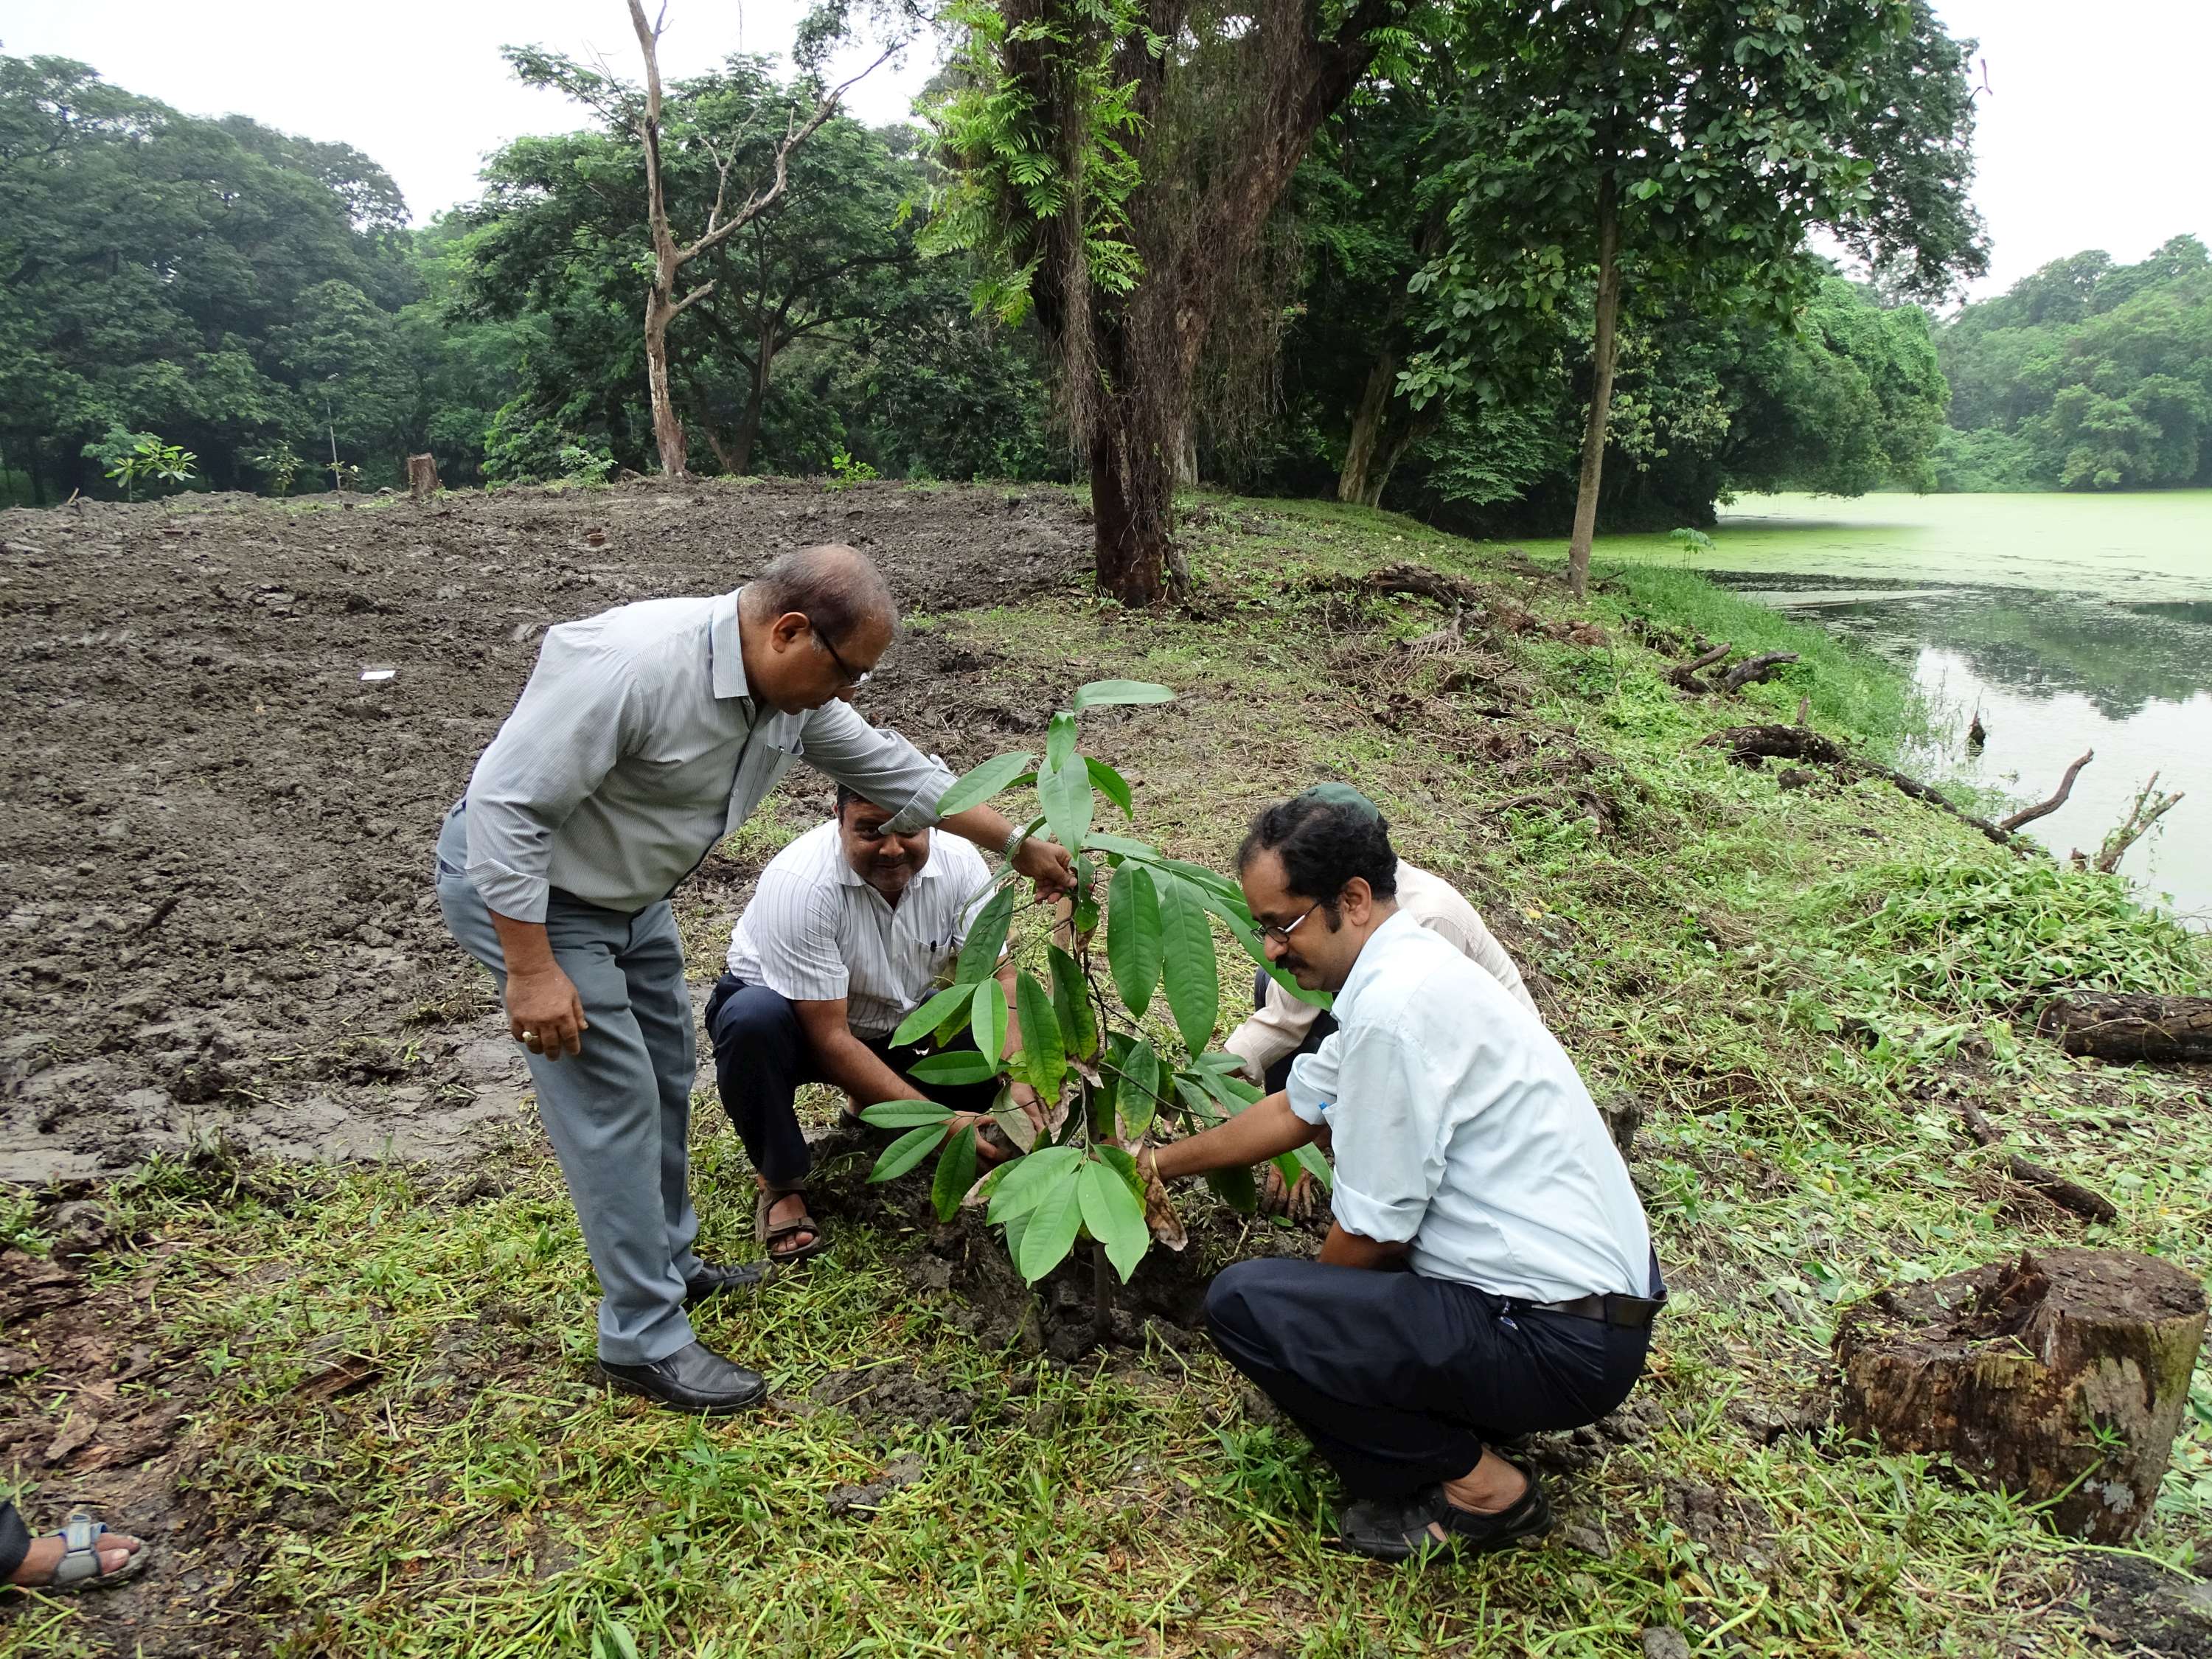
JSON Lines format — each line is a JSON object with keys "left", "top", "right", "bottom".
{"left": 0, "top": 479, "right": 1089, "bottom": 1183}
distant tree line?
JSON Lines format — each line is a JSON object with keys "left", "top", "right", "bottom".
{"left": 1933, "top": 235, "right": 2212, "bottom": 492}
{"left": 3, "top": 25, "right": 2075, "bottom": 538}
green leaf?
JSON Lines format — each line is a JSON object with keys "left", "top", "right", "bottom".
{"left": 1175, "top": 1074, "right": 1222, "bottom": 1126}
{"left": 1013, "top": 970, "right": 1065, "bottom": 1096}
{"left": 931, "top": 1125, "right": 978, "bottom": 1222}
{"left": 1044, "top": 710, "right": 1079, "bottom": 776}
{"left": 1271, "top": 1151, "right": 1303, "bottom": 1194}
{"left": 1048, "top": 945, "right": 1098, "bottom": 1060}
{"left": 987, "top": 1144, "right": 1083, "bottom": 1225}
{"left": 970, "top": 978, "right": 1009, "bottom": 1067}
{"left": 1155, "top": 874, "right": 1221, "bottom": 1057}
{"left": 1117, "top": 1037, "right": 1162, "bottom": 1138}
{"left": 956, "top": 885, "right": 1016, "bottom": 984}
{"left": 1094, "top": 1141, "right": 1144, "bottom": 1199}
{"left": 1293, "top": 1142, "right": 1335, "bottom": 1191}
{"left": 1037, "top": 750, "right": 1095, "bottom": 855}
{"left": 1018, "top": 1160, "right": 1087, "bottom": 1282}
{"left": 1080, "top": 1157, "right": 1150, "bottom": 1281}
{"left": 1206, "top": 1164, "right": 1258, "bottom": 1214}
{"left": 1072, "top": 679, "right": 1175, "bottom": 711}
{"left": 1082, "top": 830, "right": 1157, "bottom": 860}
{"left": 1085, "top": 757, "right": 1134, "bottom": 818}
{"left": 894, "top": 984, "right": 972, "bottom": 1046}
{"left": 859, "top": 1099, "right": 956, "bottom": 1127}
{"left": 1106, "top": 863, "right": 1162, "bottom": 1018}
{"left": 936, "top": 751, "right": 1036, "bottom": 818}
{"left": 910, "top": 1050, "right": 997, "bottom": 1085}
{"left": 870, "top": 1123, "right": 947, "bottom": 1183}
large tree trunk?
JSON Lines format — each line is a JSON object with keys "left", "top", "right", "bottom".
{"left": 642, "top": 291, "right": 688, "bottom": 476}
{"left": 1835, "top": 1248, "right": 2206, "bottom": 1543}
{"left": 2038, "top": 993, "right": 2212, "bottom": 1063}
{"left": 1338, "top": 352, "right": 1396, "bottom": 506}
{"left": 1566, "top": 173, "right": 1622, "bottom": 604}
{"left": 1091, "top": 417, "right": 1172, "bottom": 608}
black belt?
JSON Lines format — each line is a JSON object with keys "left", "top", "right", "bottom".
{"left": 1521, "top": 1290, "right": 1665, "bottom": 1329}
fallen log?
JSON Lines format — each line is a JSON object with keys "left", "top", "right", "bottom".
{"left": 1699, "top": 725, "right": 2019, "bottom": 849}
{"left": 1835, "top": 1248, "right": 2205, "bottom": 1543}
{"left": 1721, "top": 650, "right": 1799, "bottom": 692}
{"left": 2037, "top": 992, "right": 2212, "bottom": 1064}
{"left": 1666, "top": 641, "right": 1731, "bottom": 692}
{"left": 1955, "top": 1099, "right": 2117, "bottom": 1222}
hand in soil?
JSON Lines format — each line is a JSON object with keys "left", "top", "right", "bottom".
{"left": 507, "top": 964, "right": 588, "bottom": 1059}
{"left": 954, "top": 1112, "right": 1017, "bottom": 1166}
{"left": 1257, "top": 1164, "right": 1322, "bottom": 1224}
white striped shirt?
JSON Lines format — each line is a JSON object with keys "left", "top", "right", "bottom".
{"left": 727, "top": 821, "right": 996, "bottom": 1039}
{"left": 461, "top": 590, "right": 956, "bottom": 921}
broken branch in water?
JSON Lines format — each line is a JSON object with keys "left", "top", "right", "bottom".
{"left": 2094, "top": 773, "right": 2184, "bottom": 874}
{"left": 1997, "top": 749, "right": 2094, "bottom": 833}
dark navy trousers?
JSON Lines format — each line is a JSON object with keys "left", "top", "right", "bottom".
{"left": 705, "top": 975, "right": 997, "bottom": 1188}
{"left": 1206, "top": 1258, "right": 1653, "bottom": 1498}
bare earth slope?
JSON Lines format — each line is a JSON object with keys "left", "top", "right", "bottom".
{"left": 0, "top": 479, "right": 1086, "bottom": 1182}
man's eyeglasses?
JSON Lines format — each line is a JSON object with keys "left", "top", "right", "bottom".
{"left": 810, "top": 618, "right": 873, "bottom": 689}
{"left": 1259, "top": 897, "right": 1326, "bottom": 946}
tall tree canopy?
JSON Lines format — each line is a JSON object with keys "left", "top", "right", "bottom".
{"left": 1400, "top": 0, "right": 1986, "bottom": 597}
{"left": 0, "top": 53, "right": 420, "bottom": 496}
{"left": 1936, "top": 235, "right": 2212, "bottom": 491}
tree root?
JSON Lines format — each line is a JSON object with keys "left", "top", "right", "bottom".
{"left": 1698, "top": 725, "right": 2022, "bottom": 850}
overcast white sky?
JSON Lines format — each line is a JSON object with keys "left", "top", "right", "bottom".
{"left": 1, "top": 0, "right": 2203, "bottom": 302}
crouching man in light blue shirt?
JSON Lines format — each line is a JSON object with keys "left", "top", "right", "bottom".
{"left": 1140, "top": 788, "right": 1661, "bottom": 1562}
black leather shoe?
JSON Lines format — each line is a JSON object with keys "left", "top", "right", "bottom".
{"left": 684, "top": 1259, "right": 771, "bottom": 1306}
{"left": 599, "top": 1341, "right": 767, "bottom": 1413}
{"left": 1335, "top": 1474, "right": 1552, "bottom": 1562}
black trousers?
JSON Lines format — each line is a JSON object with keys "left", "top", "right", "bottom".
{"left": 1205, "top": 1257, "right": 1652, "bottom": 1500}
{"left": 0, "top": 1500, "right": 27, "bottom": 1579}
{"left": 705, "top": 975, "right": 997, "bottom": 1188}
{"left": 1254, "top": 968, "right": 1339, "bottom": 1095}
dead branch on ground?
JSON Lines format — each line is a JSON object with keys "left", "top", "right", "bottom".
{"left": 1955, "top": 1099, "right": 2118, "bottom": 1222}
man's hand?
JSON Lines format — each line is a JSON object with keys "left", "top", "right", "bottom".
{"left": 507, "top": 964, "right": 587, "bottom": 1060}
{"left": 1257, "top": 1162, "right": 1324, "bottom": 1223}
{"left": 1012, "top": 835, "right": 1077, "bottom": 899}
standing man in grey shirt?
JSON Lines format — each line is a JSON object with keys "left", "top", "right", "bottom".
{"left": 436, "top": 544, "right": 1073, "bottom": 1413}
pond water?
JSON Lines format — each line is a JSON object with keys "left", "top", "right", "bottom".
{"left": 1558, "top": 492, "right": 2211, "bottom": 927}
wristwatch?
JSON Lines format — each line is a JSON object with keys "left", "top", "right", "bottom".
{"left": 1003, "top": 824, "right": 1029, "bottom": 861}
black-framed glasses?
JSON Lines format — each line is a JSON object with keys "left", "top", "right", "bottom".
{"left": 810, "top": 617, "right": 873, "bottom": 689}
{"left": 1259, "top": 897, "right": 1326, "bottom": 945}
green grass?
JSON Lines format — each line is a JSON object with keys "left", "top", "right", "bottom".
{"left": 10, "top": 493, "right": 2211, "bottom": 1658}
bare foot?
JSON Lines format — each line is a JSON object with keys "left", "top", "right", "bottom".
{"left": 10, "top": 1528, "right": 142, "bottom": 1587}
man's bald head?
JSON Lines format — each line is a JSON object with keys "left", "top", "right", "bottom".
{"left": 741, "top": 543, "right": 897, "bottom": 643}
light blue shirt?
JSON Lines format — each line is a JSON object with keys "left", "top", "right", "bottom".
{"left": 1287, "top": 909, "right": 1652, "bottom": 1301}
{"left": 463, "top": 590, "right": 956, "bottom": 922}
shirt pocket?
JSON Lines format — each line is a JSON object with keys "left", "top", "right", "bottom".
{"left": 726, "top": 733, "right": 804, "bottom": 830}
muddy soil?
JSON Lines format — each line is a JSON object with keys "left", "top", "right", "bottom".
{"left": 0, "top": 479, "right": 1090, "bottom": 1183}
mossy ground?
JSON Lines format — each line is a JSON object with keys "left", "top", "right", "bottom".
{"left": 7, "top": 493, "right": 2208, "bottom": 1659}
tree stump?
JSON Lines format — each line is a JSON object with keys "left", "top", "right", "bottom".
{"left": 2038, "top": 993, "right": 2212, "bottom": 1064}
{"left": 1834, "top": 1248, "right": 2206, "bottom": 1542}
{"left": 406, "top": 453, "right": 442, "bottom": 502}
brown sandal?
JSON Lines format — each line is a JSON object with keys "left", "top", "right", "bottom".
{"left": 755, "top": 1186, "right": 829, "bottom": 1265}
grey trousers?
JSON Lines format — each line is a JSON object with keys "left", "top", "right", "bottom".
{"left": 436, "top": 807, "right": 702, "bottom": 1364}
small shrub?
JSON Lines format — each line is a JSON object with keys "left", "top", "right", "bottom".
{"left": 827, "top": 446, "right": 878, "bottom": 490}
{"left": 84, "top": 427, "right": 196, "bottom": 501}
{"left": 249, "top": 443, "right": 305, "bottom": 495}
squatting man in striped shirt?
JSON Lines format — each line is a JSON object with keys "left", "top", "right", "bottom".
{"left": 435, "top": 545, "right": 1073, "bottom": 1415}
{"left": 1140, "top": 791, "right": 1663, "bottom": 1562}
{"left": 704, "top": 783, "right": 1045, "bottom": 1265}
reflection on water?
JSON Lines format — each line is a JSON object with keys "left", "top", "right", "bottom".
{"left": 1538, "top": 493, "right": 2211, "bottom": 925}
{"left": 1710, "top": 574, "right": 2212, "bottom": 927}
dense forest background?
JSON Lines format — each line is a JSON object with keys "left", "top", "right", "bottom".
{"left": 1, "top": 47, "right": 2205, "bottom": 522}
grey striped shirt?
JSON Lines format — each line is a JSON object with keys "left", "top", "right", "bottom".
{"left": 462, "top": 590, "right": 956, "bottom": 922}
